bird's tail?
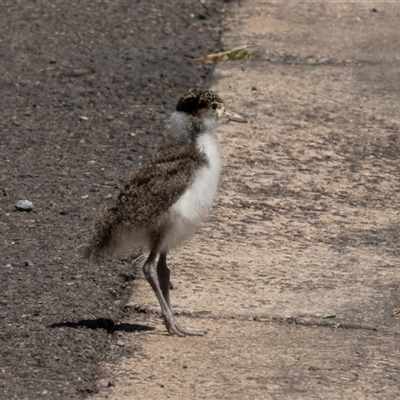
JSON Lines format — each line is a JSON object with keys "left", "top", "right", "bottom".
{"left": 84, "top": 206, "right": 122, "bottom": 261}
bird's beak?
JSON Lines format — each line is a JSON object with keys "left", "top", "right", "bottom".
{"left": 223, "top": 109, "right": 247, "bottom": 123}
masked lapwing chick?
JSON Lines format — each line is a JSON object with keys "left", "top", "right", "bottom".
{"left": 85, "top": 88, "right": 247, "bottom": 336}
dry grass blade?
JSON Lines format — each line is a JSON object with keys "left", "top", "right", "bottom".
{"left": 194, "top": 45, "right": 251, "bottom": 65}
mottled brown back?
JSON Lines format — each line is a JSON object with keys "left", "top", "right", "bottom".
{"left": 85, "top": 141, "right": 207, "bottom": 258}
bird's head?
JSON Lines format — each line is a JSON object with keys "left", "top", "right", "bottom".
{"left": 176, "top": 88, "right": 247, "bottom": 125}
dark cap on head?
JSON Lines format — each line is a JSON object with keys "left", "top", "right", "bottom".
{"left": 176, "top": 89, "right": 223, "bottom": 115}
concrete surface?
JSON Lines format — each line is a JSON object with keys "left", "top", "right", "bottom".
{"left": 94, "top": 1, "right": 400, "bottom": 399}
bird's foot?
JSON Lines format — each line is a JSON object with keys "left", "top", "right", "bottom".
{"left": 164, "top": 318, "right": 207, "bottom": 337}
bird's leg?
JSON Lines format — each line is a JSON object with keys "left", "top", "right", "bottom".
{"left": 156, "top": 253, "right": 171, "bottom": 308}
{"left": 142, "top": 251, "right": 207, "bottom": 336}
{"left": 143, "top": 251, "right": 183, "bottom": 336}
{"left": 156, "top": 253, "right": 207, "bottom": 336}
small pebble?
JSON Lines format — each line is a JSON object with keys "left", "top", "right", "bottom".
{"left": 25, "top": 260, "right": 34, "bottom": 267}
{"left": 116, "top": 339, "right": 125, "bottom": 347}
{"left": 15, "top": 200, "right": 33, "bottom": 212}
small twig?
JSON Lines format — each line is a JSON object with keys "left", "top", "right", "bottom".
{"left": 131, "top": 253, "right": 146, "bottom": 264}
{"left": 194, "top": 45, "right": 249, "bottom": 65}
{"left": 92, "top": 183, "right": 115, "bottom": 188}
{"left": 196, "top": 0, "right": 208, "bottom": 10}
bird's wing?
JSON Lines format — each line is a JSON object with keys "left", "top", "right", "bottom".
{"left": 85, "top": 142, "right": 207, "bottom": 258}
{"left": 116, "top": 142, "right": 208, "bottom": 226}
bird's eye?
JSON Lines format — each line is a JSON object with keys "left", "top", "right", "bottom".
{"left": 210, "top": 103, "right": 218, "bottom": 111}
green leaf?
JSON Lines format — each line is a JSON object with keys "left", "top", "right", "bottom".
{"left": 321, "top": 312, "right": 336, "bottom": 319}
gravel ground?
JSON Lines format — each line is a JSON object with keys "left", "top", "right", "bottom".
{"left": 0, "top": 1, "right": 226, "bottom": 398}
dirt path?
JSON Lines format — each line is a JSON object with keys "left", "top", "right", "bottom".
{"left": 94, "top": 2, "right": 400, "bottom": 399}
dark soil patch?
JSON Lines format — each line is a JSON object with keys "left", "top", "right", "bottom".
{"left": 0, "top": 1, "right": 225, "bottom": 398}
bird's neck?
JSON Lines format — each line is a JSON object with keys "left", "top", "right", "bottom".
{"left": 170, "top": 111, "right": 218, "bottom": 140}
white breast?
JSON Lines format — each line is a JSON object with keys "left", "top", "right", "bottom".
{"left": 159, "top": 132, "right": 222, "bottom": 252}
